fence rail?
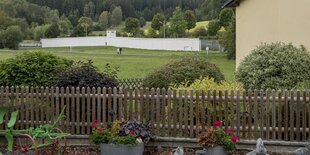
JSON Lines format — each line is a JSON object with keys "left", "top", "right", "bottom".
{"left": 0, "top": 86, "right": 309, "bottom": 142}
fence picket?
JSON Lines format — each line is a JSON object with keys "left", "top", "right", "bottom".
{"left": 296, "top": 91, "right": 300, "bottom": 141}
{"left": 189, "top": 89, "right": 194, "bottom": 137}
{"left": 284, "top": 90, "right": 288, "bottom": 141}
{"left": 278, "top": 90, "right": 282, "bottom": 140}
{"left": 167, "top": 88, "right": 171, "bottom": 136}
{"left": 272, "top": 90, "right": 276, "bottom": 140}
{"left": 290, "top": 91, "right": 294, "bottom": 141}
{"left": 302, "top": 91, "right": 306, "bottom": 141}
{"left": 254, "top": 90, "right": 258, "bottom": 139}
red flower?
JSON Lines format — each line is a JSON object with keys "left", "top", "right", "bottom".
{"left": 92, "top": 120, "right": 99, "bottom": 128}
{"left": 231, "top": 136, "right": 240, "bottom": 143}
{"left": 225, "top": 128, "right": 234, "bottom": 134}
{"left": 20, "top": 147, "right": 28, "bottom": 153}
{"left": 129, "top": 130, "right": 136, "bottom": 135}
{"left": 213, "top": 121, "right": 222, "bottom": 127}
{"left": 97, "top": 127, "right": 103, "bottom": 133}
{"left": 91, "top": 123, "right": 98, "bottom": 129}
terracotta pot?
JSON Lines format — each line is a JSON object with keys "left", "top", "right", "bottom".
{"left": 205, "top": 146, "right": 227, "bottom": 155}
{"left": 100, "top": 143, "right": 144, "bottom": 155}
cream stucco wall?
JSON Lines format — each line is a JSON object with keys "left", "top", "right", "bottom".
{"left": 236, "top": 0, "right": 310, "bottom": 68}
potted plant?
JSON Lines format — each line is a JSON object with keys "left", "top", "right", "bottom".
{"left": 90, "top": 120, "right": 154, "bottom": 155}
{"left": 197, "top": 121, "right": 240, "bottom": 155}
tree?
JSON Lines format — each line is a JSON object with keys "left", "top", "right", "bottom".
{"left": 0, "top": 11, "right": 13, "bottom": 29}
{"left": 139, "top": 17, "right": 146, "bottom": 27}
{"left": 98, "top": 11, "right": 109, "bottom": 30}
{"left": 74, "top": 17, "right": 93, "bottom": 36}
{"left": 169, "top": 7, "right": 187, "bottom": 37}
{"left": 124, "top": 17, "right": 140, "bottom": 35}
{"left": 219, "top": 8, "right": 234, "bottom": 27}
{"left": 45, "top": 23, "right": 60, "bottom": 38}
{"left": 151, "top": 13, "right": 165, "bottom": 31}
{"left": 33, "top": 24, "right": 49, "bottom": 41}
{"left": 58, "top": 17, "right": 73, "bottom": 36}
{"left": 111, "top": 6, "right": 122, "bottom": 27}
{"left": 219, "top": 17, "right": 236, "bottom": 59}
{"left": 199, "top": 0, "right": 225, "bottom": 20}
{"left": 83, "top": 2, "right": 95, "bottom": 19}
{"left": 184, "top": 10, "right": 196, "bottom": 31}
{"left": 207, "top": 20, "right": 221, "bottom": 36}
{"left": 1, "top": 26, "right": 23, "bottom": 49}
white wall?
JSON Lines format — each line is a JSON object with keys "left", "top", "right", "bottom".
{"left": 41, "top": 37, "right": 201, "bottom": 51}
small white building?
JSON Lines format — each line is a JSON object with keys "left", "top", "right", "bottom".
{"left": 106, "top": 30, "right": 117, "bottom": 38}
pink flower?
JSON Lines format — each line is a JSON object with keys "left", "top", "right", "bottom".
{"left": 225, "top": 128, "right": 234, "bottom": 134}
{"left": 94, "top": 120, "right": 99, "bottom": 123}
{"left": 129, "top": 130, "right": 136, "bottom": 135}
{"left": 97, "top": 127, "right": 103, "bottom": 133}
{"left": 231, "top": 136, "right": 240, "bottom": 143}
{"left": 213, "top": 121, "right": 222, "bottom": 127}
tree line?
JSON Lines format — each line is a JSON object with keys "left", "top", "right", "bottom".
{"left": 25, "top": 0, "right": 225, "bottom": 21}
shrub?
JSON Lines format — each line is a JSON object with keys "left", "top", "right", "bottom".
{"left": 236, "top": 42, "right": 310, "bottom": 90}
{"left": 143, "top": 57, "right": 224, "bottom": 88}
{"left": 53, "top": 60, "right": 118, "bottom": 88}
{"left": 176, "top": 77, "right": 243, "bottom": 95}
{"left": 295, "top": 80, "right": 310, "bottom": 90}
{"left": 0, "top": 51, "right": 72, "bottom": 87}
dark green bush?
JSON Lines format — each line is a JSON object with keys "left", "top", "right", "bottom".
{"left": 236, "top": 42, "right": 310, "bottom": 90}
{"left": 0, "top": 51, "right": 72, "bottom": 86}
{"left": 53, "top": 60, "right": 118, "bottom": 88}
{"left": 143, "top": 57, "right": 225, "bottom": 88}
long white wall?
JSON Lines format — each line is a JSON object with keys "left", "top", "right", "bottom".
{"left": 41, "top": 37, "right": 201, "bottom": 51}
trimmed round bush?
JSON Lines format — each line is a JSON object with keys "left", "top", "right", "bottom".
{"left": 236, "top": 42, "right": 310, "bottom": 90}
{"left": 0, "top": 51, "right": 72, "bottom": 87}
{"left": 53, "top": 60, "right": 117, "bottom": 88}
{"left": 143, "top": 57, "right": 225, "bottom": 88}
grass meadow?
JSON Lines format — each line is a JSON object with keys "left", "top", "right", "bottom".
{"left": 0, "top": 46, "right": 235, "bottom": 81}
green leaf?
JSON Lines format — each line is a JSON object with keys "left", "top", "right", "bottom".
{"left": 8, "top": 111, "right": 18, "bottom": 128}
{"left": 5, "top": 133, "right": 13, "bottom": 152}
{"left": 0, "top": 107, "right": 8, "bottom": 125}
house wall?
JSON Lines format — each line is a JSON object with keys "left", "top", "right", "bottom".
{"left": 41, "top": 37, "right": 201, "bottom": 51}
{"left": 236, "top": 0, "right": 310, "bottom": 67}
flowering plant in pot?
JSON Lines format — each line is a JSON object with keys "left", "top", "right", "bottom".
{"left": 90, "top": 120, "right": 154, "bottom": 155}
{"left": 197, "top": 121, "right": 240, "bottom": 155}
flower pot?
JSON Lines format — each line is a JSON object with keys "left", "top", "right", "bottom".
{"left": 205, "top": 146, "right": 227, "bottom": 155}
{"left": 99, "top": 143, "right": 144, "bottom": 155}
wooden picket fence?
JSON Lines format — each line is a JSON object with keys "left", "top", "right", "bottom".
{"left": 0, "top": 86, "right": 309, "bottom": 142}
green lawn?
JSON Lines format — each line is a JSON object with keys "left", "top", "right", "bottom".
{"left": 0, "top": 47, "right": 235, "bottom": 81}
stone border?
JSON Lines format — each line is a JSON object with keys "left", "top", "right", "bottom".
{"left": 65, "top": 135, "right": 306, "bottom": 152}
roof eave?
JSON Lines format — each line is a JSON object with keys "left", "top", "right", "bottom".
{"left": 222, "top": 0, "right": 240, "bottom": 8}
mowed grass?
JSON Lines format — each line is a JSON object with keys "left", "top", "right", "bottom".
{"left": 189, "top": 21, "right": 209, "bottom": 33}
{"left": 0, "top": 47, "right": 235, "bottom": 81}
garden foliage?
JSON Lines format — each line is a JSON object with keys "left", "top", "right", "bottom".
{"left": 236, "top": 42, "right": 310, "bottom": 90}
{"left": 0, "top": 51, "right": 72, "bottom": 87}
{"left": 53, "top": 60, "right": 118, "bottom": 88}
{"left": 143, "top": 57, "right": 224, "bottom": 88}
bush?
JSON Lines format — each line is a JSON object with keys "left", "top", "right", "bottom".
{"left": 143, "top": 57, "right": 225, "bottom": 88}
{"left": 53, "top": 60, "right": 118, "bottom": 88}
{"left": 1, "top": 25, "right": 24, "bottom": 49}
{"left": 0, "top": 51, "right": 72, "bottom": 87}
{"left": 236, "top": 42, "right": 310, "bottom": 90}
{"left": 192, "top": 27, "right": 208, "bottom": 38}
{"left": 175, "top": 77, "right": 243, "bottom": 95}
